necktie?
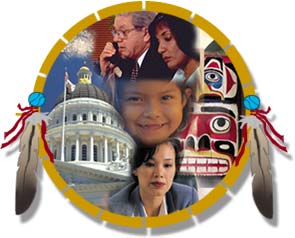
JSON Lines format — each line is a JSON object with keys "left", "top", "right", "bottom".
{"left": 130, "top": 61, "right": 139, "bottom": 80}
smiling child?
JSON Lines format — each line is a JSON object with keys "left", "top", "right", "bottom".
{"left": 116, "top": 77, "right": 191, "bottom": 146}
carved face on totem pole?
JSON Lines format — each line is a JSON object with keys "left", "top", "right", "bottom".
{"left": 196, "top": 55, "right": 238, "bottom": 101}
{"left": 177, "top": 55, "right": 244, "bottom": 176}
{"left": 177, "top": 102, "right": 239, "bottom": 175}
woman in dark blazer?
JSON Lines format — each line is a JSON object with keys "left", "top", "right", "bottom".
{"left": 108, "top": 138, "right": 198, "bottom": 216}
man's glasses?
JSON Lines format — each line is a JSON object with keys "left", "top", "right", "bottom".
{"left": 111, "top": 28, "right": 140, "bottom": 39}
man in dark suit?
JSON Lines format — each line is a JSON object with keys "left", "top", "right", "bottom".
{"left": 99, "top": 11, "right": 173, "bottom": 80}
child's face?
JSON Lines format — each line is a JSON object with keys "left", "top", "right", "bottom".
{"left": 120, "top": 79, "right": 190, "bottom": 146}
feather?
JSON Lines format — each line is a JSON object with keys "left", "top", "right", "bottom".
{"left": 15, "top": 123, "right": 40, "bottom": 215}
{"left": 249, "top": 124, "right": 273, "bottom": 218}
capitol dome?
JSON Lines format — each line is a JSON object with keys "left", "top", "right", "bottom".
{"left": 55, "top": 82, "right": 110, "bottom": 105}
{"left": 55, "top": 66, "right": 109, "bottom": 105}
{"left": 46, "top": 65, "right": 135, "bottom": 173}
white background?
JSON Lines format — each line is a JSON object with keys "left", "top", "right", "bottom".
{"left": 0, "top": 0, "right": 294, "bottom": 237}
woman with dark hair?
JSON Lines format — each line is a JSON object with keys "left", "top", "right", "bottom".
{"left": 149, "top": 13, "right": 200, "bottom": 97}
{"left": 108, "top": 138, "right": 198, "bottom": 216}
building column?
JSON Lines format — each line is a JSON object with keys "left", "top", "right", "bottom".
{"left": 89, "top": 111, "right": 92, "bottom": 122}
{"left": 64, "top": 140, "right": 68, "bottom": 162}
{"left": 57, "top": 145, "right": 60, "bottom": 161}
{"left": 125, "top": 146, "right": 129, "bottom": 159}
{"left": 75, "top": 136, "right": 79, "bottom": 161}
{"left": 116, "top": 141, "right": 120, "bottom": 161}
{"left": 104, "top": 137, "right": 108, "bottom": 164}
{"left": 90, "top": 136, "right": 94, "bottom": 162}
{"left": 108, "top": 143, "right": 113, "bottom": 162}
{"left": 99, "top": 139, "right": 103, "bottom": 162}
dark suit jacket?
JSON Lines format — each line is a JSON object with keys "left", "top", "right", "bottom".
{"left": 108, "top": 182, "right": 198, "bottom": 216}
{"left": 138, "top": 45, "right": 174, "bottom": 79}
{"left": 94, "top": 42, "right": 174, "bottom": 80}
{"left": 117, "top": 43, "right": 174, "bottom": 80}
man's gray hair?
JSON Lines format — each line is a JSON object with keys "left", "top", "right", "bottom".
{"left": 117, "top": 11, "right": 157, "bottom": 28}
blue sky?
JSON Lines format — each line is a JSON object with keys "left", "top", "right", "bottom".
{"left": 41, "top": 53, "right": 105, "bottom": 113}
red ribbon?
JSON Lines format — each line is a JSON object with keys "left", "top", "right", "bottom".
{"left": 1, "top": 104, "right": 54, "bottom": 163}
{"left": 234, "top": 125, "right": 248, "bottom": 166}
{"left": 41, "top": 121, "right": 54, "bottom": 163}
{"left": 251, "top": 107, "right": 288, "bottom": 152}
{"left": 1, "top": 104, "right": 38, "bottom": 149}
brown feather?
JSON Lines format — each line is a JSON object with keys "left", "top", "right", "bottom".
{"left": 15, "top": 123, "right": 39, "bottom": 215}
{"left": 250, "top": 124, "right": 273, "bottom": 218}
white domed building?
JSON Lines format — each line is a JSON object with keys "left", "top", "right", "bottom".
{"left": 46, "top": 65, "right": 135, "bottom": 207}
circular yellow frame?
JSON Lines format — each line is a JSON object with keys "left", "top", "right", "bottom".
{"left": 36, "top": 1, "right": 255, "bottom": 228}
